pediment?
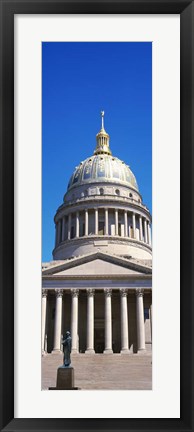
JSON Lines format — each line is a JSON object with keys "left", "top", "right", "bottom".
{"left": 42, "top": 251, "right": 152, "bottom": 277}
{"left": 52, "top": 258, "right": 144, "bottom": 276}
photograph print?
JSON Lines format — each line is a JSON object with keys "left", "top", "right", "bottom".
{"left": 42, "top": 42, "right": 152, "bottom": 390}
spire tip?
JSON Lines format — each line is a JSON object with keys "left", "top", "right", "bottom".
{"left": 101, "top": 110, "right": 105, "bottom": 129}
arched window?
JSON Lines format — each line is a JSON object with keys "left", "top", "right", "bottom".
{"left": 115, "top": 189, "right": 120, "bottom": 196}
{"left": 99, "top": 188, "right": 104, "bottom": 196}
{"left": 129, "top": 193, "right": 133, "bottom": 198}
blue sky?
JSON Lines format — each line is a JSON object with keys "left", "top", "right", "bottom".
{"left": 42, "top": 42, "right": 152, "bottom": 262}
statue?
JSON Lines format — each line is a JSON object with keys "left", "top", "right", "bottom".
{"left": 62, "top": 331, "right": 72, "bottom": 367}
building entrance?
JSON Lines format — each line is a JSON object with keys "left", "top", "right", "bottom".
{"left": 94, "top": 328, "right": 104, "bottom": 353}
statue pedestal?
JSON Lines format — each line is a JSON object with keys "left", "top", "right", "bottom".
{"left": 57, "top": 366, "right": 74, "bottom": 389}
{"left": 49, "top": 366, "right": 78, "bottom": 390}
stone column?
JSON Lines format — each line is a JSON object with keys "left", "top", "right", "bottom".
{"left": 128, "top": 224, "right": 131, "bottom": 238}
{"left": 76, "top": 211, "right": 79, "bottom": 238}
{"left": 136, "top": 289, "right": 146, "bottom": 352}
{"left": 86, "top": 289, "right": 95, "bottom": 354}
{"left": 85, "top": 209, "right": 88, "bottom": 236}
{"left": 150, "top": 304, "right": 152, "bottom": 341}
{"left": 53, "top": 289, "right": 63, "bottom": 352}
{"left": 105, "top": 208, "right": 109, "bottom": 235}
{"left": 148, "top": 223, "right": 152, "bottom": 246}
{"left": 68, "top": 213, "right": 71, "bottom": 240}
{"left": 71, "top": 289, "right": 79, "bottom": 353}
{"left": 144, "top": 219, "right": 148, "bottom": 243}
{"left": 55, "top": 224, "right": 57, "bottom": 247}
{"left": 139, "top": 215, "right": 143, "bottom": 241}
{"left": 104, "top": 289, "right": 113, "bottom": 353}
{"left": 120, "top": 289, "right": 130, "bottom": 353}
{"left": 42, "top": 289, "right": 48, "bottom": 354}
{"left": 57, "top": 219, "right": 62, "bottom": 245}
{"left": 95, "top": 208, "right": 98, "bottom": 235}
{"left": 115, "top": 209, "right": 118, "bottom": 236}
{"left": 132, "top": 213, "right": 136, "bottom": 239}
{"left": 61, "top": 217, "right": 65, "bottom": 242}
{"left": 124, "top": 211, "right": 128, "bottom": 237}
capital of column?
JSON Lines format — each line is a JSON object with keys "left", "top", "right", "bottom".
{"left": 120, "top": 288, "right": 128, "bottom": 297}
{"left": 42, "top": 289, "right": 48, "bottom": 298}
{"left": 55, "top": 289, "right": 63, "bottom": 298}
{"left": 104, "top": 288, "right": 112, "bottom": 297}
{"left": 71, "top": 288, "right": 79, "bottom": 298}
{"left": 87, "top": 288, "right": 95, "bottom": 297}
{"left": 136, "top": 288, "right": 144, "bottom": 298}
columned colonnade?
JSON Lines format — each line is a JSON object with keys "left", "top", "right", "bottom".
{"left": 42, "top": 288, "right": 148, "bottom": 354}
{"left": 55, "top": 208, "right": 152, "bottom": 246}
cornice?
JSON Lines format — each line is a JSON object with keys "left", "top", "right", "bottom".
{"left": 54, "top": 197, "right": 151, "bottom": 222}
{"left": 42, "top": 274, "right": 152, "bottom": 281}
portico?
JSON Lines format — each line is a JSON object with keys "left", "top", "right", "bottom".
{"left": 42, "top": 287, "right": 151, "bottom": 355}
{"left": 42, "top": 252, "right": 152, "bottom": 355}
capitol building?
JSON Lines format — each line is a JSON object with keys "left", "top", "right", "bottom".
{"left": 42, "top": 113, "right": 152, "bottom": 357}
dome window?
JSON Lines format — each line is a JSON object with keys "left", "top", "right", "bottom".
{"left": 99, "top": 188, "right": 104, "bottom": 196}
{"left": 129, "top": 193, "right": 133, "bottom": 198}
{"left": 115, "top": 189, "right": 120, "bottom": 196}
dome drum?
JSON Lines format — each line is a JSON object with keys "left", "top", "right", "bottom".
{"left": 64, "top": 182, "right": 142, "bottom": 205}
{"left": 53, "top": 236, "right": 152, "bottom": 261}
{"left": 53, "top": 206, "right": 152, "bottom": 260}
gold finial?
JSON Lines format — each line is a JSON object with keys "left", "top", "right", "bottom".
{"left": 101, "top": 110, "right": 105, "bottom": 129}
{"left": 94, "top": 111, "right": 112, "bottom": 155}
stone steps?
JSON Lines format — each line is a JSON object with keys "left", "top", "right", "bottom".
{"left": 42, "top": 352, "right": 152, "bottom": 390}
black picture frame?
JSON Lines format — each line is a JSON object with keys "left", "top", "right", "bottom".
{"left": 0, "top": 1, "right": 193, "bottom": 431}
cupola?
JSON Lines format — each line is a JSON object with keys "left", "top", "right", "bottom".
{"left": 94, "top": 111, "right": 112, "bottom": 156}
